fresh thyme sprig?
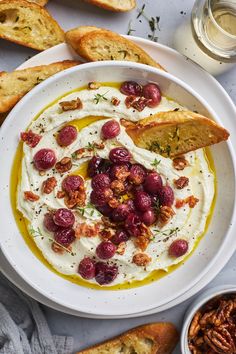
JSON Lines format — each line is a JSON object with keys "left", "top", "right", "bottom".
{"left": 137, "top": 5, "right": 160, "bottom": 42}
{"left": 151, "top": 158, "right": 161, "bottom": 168}
{"left": 77, "top": 203, "right": 101, "bottom": 217}
{"left": 127, "top": 20, "right": 136, "bottom": 35}
{"left": 94, "top": 91, "right": 109, "bottom": 104}
{"left": 29, "top": 226, "right": 76, "bottom": 255}
{"left": 154, "top": 227, "right": 179, "bottom": 237}
{"left": 137, "top": 4, "right": 145, "bottom": 18}
{"left": 84, "top": 142, "right": 98, "bottom": 151}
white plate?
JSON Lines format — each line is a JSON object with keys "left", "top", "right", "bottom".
{"left": 0, "top": 38, "right": 236, "bottom": 318}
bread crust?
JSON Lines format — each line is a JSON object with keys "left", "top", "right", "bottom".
{"left": 84, "top": 0, "right": 136, "bottom": 12}
{"left": 28, "top": 0, "right": 48, "bottom": 5}
{"left": 0, "top": 0, "right": 64, "bottom": 50}
{"left": 126, "top": 111, "right": 229, "bottom": 157}
{"left": 77, "top": 322, "right": 179, "bottom": 354}
{"left": 66, "top": 27, "right": 165, "bottom": 70}
{"left": 0, "top": 60, "right": 80, "bottom": 113}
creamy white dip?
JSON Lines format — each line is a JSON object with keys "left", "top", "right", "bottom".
{"left": 17, "top": 85, "right": 215, "bottom": 286}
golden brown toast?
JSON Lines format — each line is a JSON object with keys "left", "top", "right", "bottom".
{"left": 0, "top": 60, "right": 80, "bottom": 113}
{"left": 28, "top": 0, "right": 48, "bottom": 5}
{"left": 77, "top": 322, "right": 179, "bottom": 354}
{"left": 125, "top": 111, "right": 229, "bottom": 157}
{"left": 84, "top": 0, "right": 136, "bottom": 12}
{"left": 0, "top": 0, "right": 64, "bottom": 50}
{"left": 65, "top": 26, "right": 165, "bottom": 70}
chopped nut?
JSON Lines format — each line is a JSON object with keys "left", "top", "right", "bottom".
{"left": 174, "top": 176, "right": 189, "bottom": 189}
{"left": 20, "top": 130, "right": 41, "bottom": 148}
{"left": 39, "top": 171, "right": 46, "bottom": 176}
{"left": 108, "top": 197, "right": 119, "bottom": 208}
{"left": 42, "top": 177, "right": 57, "bottom": 194}
{"left": 125, "top": 95, "right": 136, "bottom": 108}
{"left": 111, "top": 97, "right": 120, "bottom": 106}
{"left": 101, "top": 216, "right": 116, "bottom": 228}
{"left": 72, "top": 148, "right": 94, "bottom": 159}
{"left": 158, "top": 206, "right": 175, "bottom": 227}
{"left": 88, "top": 82, "right": 101, "bottom": 90}
{"left": 113, "top": 165, "right": 130, "bottom": 181}
{"left": 204, "top": 326, "right": 236, "bottom": 353}
{"left": 99, "top": 228, "right": 115, "bottom": 240}
{"left": 116, "top": 242, "right": 126, "bottom": 255}
{"left": 173, "top": 156, "right": 189, "bottom": 170}
{"left": 75, "top": 222, "right": 101, "bottom": 238}
{"left": 110, "top": 180, "right": 126, "bottom": 195}
{"left": 57, "top": 190, "right": 65, "bottom": 199}
{"left": 132, "top": 97, "right": 150, "bottom": 112}
{"left": 55, "top": 157, "right": 72, "bottom": 173}
{"left": 59, "top": 97, "right": 83, "bottom": 111}
{"left": 51, "top": 242, "right": 64, "bottom": 254}
{"left": 189, "top": 312, "right": 202, "bottom": 338}
{"left": 64, "top": 188, "right": 86, "bottom": 209}
{"left": 24, "top": 191, "right": 40, "bottom": 202}
{"left": 175, "top": 195, "right": 199, "bottom": 209}
{"left": 132, "top": 253, "right": 151, "bottom": 266}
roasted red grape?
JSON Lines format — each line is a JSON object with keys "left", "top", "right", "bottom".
{"left": 57, "top": 125, "right": 77, "bottom": 147}
{"left": 78, "top": 257, "right": 96, "bottom": 279}
{"left": 129, "top": 164, "right": 146, "bottom": 185}
{"left": 168, "top": 239, "right": 188, "bottom": 257}
{"left": 109, "top": 147, "right": 131, "bottom": 164}
{"left": 91, "top": 173, "right": 111, "bottom": 190}
{"left": 90, "top": 188, "right": 113, "bottom": 207}
{"left": 142, "top": 83, "right": 161, "bottom": 108}
{"left": 101, "top": 120, "right": 120, "bottom": 139}
{"left": 110, "top": 163, "right": 130, "bottom": 180}
{"left": 134, "top": 191, "right": 152, "bottom": 212}
{"left": 120, "top": 81, "right": 142, "bottom": 96}
{"left": 124, "top": 213, "right": 141, "bottom": 237}
{"left": 96, "top": 241, "right": 116, "bottom": 259}
{"left": 33, "top": 148, "right": 56, "bottom": 171}
{"left": 43, "top": 212, "right": 60, "bottom": 232}
{"left": 53, "top": 208, "right": 75, "bottom": 228}
{"left": 62, "top": 175, "right": 83, "bottom": 193}
{"left": 87, "top": 156, "right": 103, "bottom": 177}
{"left": 112, "top": 203, "right": 130, "bottom": 222}
{"left": 144, "top": 172, "right": 163, "bottom": 195}
{"left": 54, "top": 228, "right": 75, "bottom": 247}
{"left": 96, "top": 204, "right": 113, "bottom": 217}
{"left": 140, "top": 209, "right": 156, "bottom": 226}
{"left": 111, "top": 230, "right": 129, "bottom": 245}
{"left": 158, "top": 186, "right": 174, "bottom": 207}
{"left": 95, "top": 262, "right": 118, "bottom": 285}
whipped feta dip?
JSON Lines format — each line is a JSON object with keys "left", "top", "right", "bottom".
{"left": 17, "top": 85, "right": 215, "bottom": 286}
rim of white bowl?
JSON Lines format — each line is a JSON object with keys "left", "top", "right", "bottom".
{"left": 181, "top": 285, "right": 236, "bottom": 353}
{"left": 0, "top": 60, "right": 236, "bottom": 316}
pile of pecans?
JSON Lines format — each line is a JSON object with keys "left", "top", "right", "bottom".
{"left": 188, "top": 294, "right": 236, "bottom": 354}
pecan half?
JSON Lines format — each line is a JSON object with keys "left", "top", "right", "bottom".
{"left": 189, "top": 311, "right": 202, "bottom": 338}
{"left": 55, "top": 157, "right": 72, "bottom": 173}
{"left": 99, "top": 228, "right": 115, "bottom": 240}
{"left": 174, "top": 176, "right": 189, "bottom": 189}
{"left": 173, "top": 156, "right": 189, "bottom": 170}
{"left": 75, "top": 222, "right": 101, "bottom": 238}
{"left": 111, "top": 97, "right": 120, "bottom": 106}
{"left": 20, "top": 130, "right": 41, "bottom": 148}
{"left": 175, "top": 195, "right": 199, "bottom": 209}
{"left": 132, "top": 253, "right": 151, "bottom": 266}
{"left": 59, "top": 97, "right": 83, "bottom": 111}
{"left": 51, "top": 242, "right": 64, "bottom": 254}
{"left": 204, "top": 326, "right": 236, "bottom": 353}
{"left": 42, "top": 177, "right": 57, "bottom": 194}
{"left": 125, "top": 95, "right": 136, "bottom": 108}
{"left": 135, "top": 223, "right": 153, "bottom": 251}
{"left": 110, "top": 180, "right": 126, "bottom": 195}
{"left": 108, "top": 197, "right": 120, "bottom": 209}
{"left": 158, "top": 206, "right": 175, "bottom": 227}
{"left": 24, "top": 191, "right": 40, "bottom": 202}
{"left": 113, "top": 165, "right": 130, "bottom": 181}
{"left": 57, "top": 190, "right": 65, "bottom": 199}
{"left": 72, "top": 148, "right": 94, "bottom": 159}
{"left": 64, "top": 188, "right": 86, "bottom": 209}
{"left": 132, "top": 97, "right": 150, "bottom": 112}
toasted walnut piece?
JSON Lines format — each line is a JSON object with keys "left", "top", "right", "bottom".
{"left": 114, "top": 165, "right": 130, "bottom": 181}
{"left": 132, "top": 97, "right": 150, "bottom": 112}
{"left": 55, "top": 157, "right": 72, "bottom": 173}
{"left": 174, "top": 176, "right": 189, "bottom": 189}
{"left": 111, "top": 97, "right": 120, "bottom": 106}
{"left": 189, "top": 311, "right": 202, "bottom": 338}
{"left": 173, "top": 156, "right": 189, "bottom": 170}
{"left": 88, "top": 82, "right": 101, "bottom": 90}
{"left": 99, "top": 228, "right": 115, "bottom": 240}
{"left": 134, "top": 235, "right": 150, "bottom": 252}
{"left": 39, "top": 170, "right": 46, "bottom": 176}
{"left": 42, "top": 177, "right": 57, "bottom": 194}
{"left": 57, "top": 190, "right": 65, "bottom": 199}
{"left": 59, "top": 97, "right": 83, "bottom": 111}
{"left": 72, "top": 148, "right": 94, "bottom": 159}
{"left": 175, "top": 195, "right": 199, "bottom": 209}
{"left": 111, "top": 180, "right": 125, "bottom": 195}
{"left": 65, "top": 188, "right": 86, "bottom": 209}
{"left": 93, "top": 141, "right": 105, "bottom": 150}
{"left": 158, "top": 206, "right": 175, "bottom": 227}
{"left": 108, "top": 197, "right": 120, "bottom": 208}
{"left": 24, "top": 191, "right": 40, "bottom": 202}
{"left": 125, "top": 95, "right": 136, "bottom": 108}
{"left": 204, "top": 326, "right": 236, "bottom": 353}
{"left": 75, "top": 222, "right": 101, "bottom": 238}
{"left": 101, "top": 216, "right": 116, "bottom": 228}
{"left": 20, "top": 130, "right": 42, "bottom": 148}
{"left": 51, "top": 242, "right": 64, "bottom": 254}
{"left": 133, "top": 253, "right": 151, "bottom": 266}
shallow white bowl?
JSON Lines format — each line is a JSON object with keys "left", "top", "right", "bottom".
{"left": 0, "top": 61, "right": 235, "bottom": 316}
{"left": 181, "top": 285, "right": 236, "bottom": 353}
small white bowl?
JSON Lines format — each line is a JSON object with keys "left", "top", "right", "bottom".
{"left": 181, "top": 285, "right": 236, "bottom": 353}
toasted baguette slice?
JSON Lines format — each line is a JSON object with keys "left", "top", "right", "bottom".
{"left": 0, "top": 0, "right": 64, "bottom": 50}
{"left": 125, "top": 111, "right": 229, "bottom": 157}
{"left": 84, "top": 0, "right": 136, "bottom": 12}
{"left": 65, "top": 27, "right": 164, "bottom": 70}
{"left": 77, "top": 322, "right": 179, "bottom": 354}
{"left": 0, "top": 60, "right": 80, "bottom": 113}
{"left": 28, "top": 0, "right": 48, "bottom": 5}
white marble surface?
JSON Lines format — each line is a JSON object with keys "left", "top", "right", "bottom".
{"left": 0, "top": 1, "right": 235, "bottom": 353}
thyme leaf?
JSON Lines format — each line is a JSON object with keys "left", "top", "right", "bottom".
{"left": 77, "top": 203, "right": 100, "bottom": 217}
{"left": 151, "top": 158, "right": 161, "bottom": 168}
{"left": 137, "top": 4, "right": 145, "bottom": 18}
{"left": 93, "top": 91, "right": 109, "bottom": 104}
{"left": 154, "top": 227, "right": 179, "bottom": 237}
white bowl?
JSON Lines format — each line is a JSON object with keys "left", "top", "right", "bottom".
{"left": 181, "top": 285, "right": 236, "bottom": 353}
{"left": 0, "top": 61, "right": 235, "bottom": 316}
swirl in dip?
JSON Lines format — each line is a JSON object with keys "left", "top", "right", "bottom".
{"left": 16, "top": 81, "right": 215, "bottom": 288}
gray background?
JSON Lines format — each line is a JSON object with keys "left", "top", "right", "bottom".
{"left": 0, "top": 1, "right": 235, "bottom": 353}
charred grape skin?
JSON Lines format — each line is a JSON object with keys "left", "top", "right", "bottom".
{"left": 95, "top": 262, "right": 118, "bottom": 285}
{"left": 168, "top": 239, "right": 189, "bottom": 257}
{"left": 126, "top": 199, "right": 136, "bottom": 213}
{"left": 57, "top": 125, "right": 77, "bottom": 147}
{"left": 91, "top": 173, "right": 111, "bottom": 190}
{"left": 142, "top": 83, "right": 161, "bottom": 108}
{"left": 54, "top": 228, "right": 75, "bottom": 247}
{"left": 109, "top": 147, "right": 131, "bottom": 164}
{"left": 120, "top": 81, "right": 143, "bottom": 96}
{"left": 124, "top": 213, "right": 141, "bottom": 237}
{"left": 53, "top": 208, "right": 75, "bottom": 228}
{"left": 62, "top": 175, "right": 83, "bottom": 193}
{"left": 109, "top": 163, "right": 130, "bottom": 180}
{"left": 112, "top": 203, "right": 130, "bottom": 222}
{"left": 96, "top": 241, "right": 116, "bottom": 260}
{"left": 101, "top": 120, "right": 121, "bottom": 140}
{"left": 87, "top": 156, "right": 103, "bottom": 177}
{"left": 129, "top": 164, "right": 146, "bottom": 185}
{"left": 158, "top": 186, "right": 174, "bottom": 207}
{"left": 96, "top": 204, "right": 113, "bottom": 217}
{"left": 111, "top": 229, "right": 130, "bottom": 245}
{"left": 33, "top": 148, "right": 56, "bottom": 171}
{"left": 90, "top": 188, "right": 113, "bottom": 207}
{"left": 43, "top": 212, "right": 60, "bottom": 232}
{"left": 140, "top": 209, "right": 156, "bottom": 226}
{"left": 78, "top": 257, "right": 96, "bottom": 279}
{"left": 144, "top": 172, "right": 163, "bottom": 195}
{"left": 134, "top": 191, "right": 152, "bottom": 212}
